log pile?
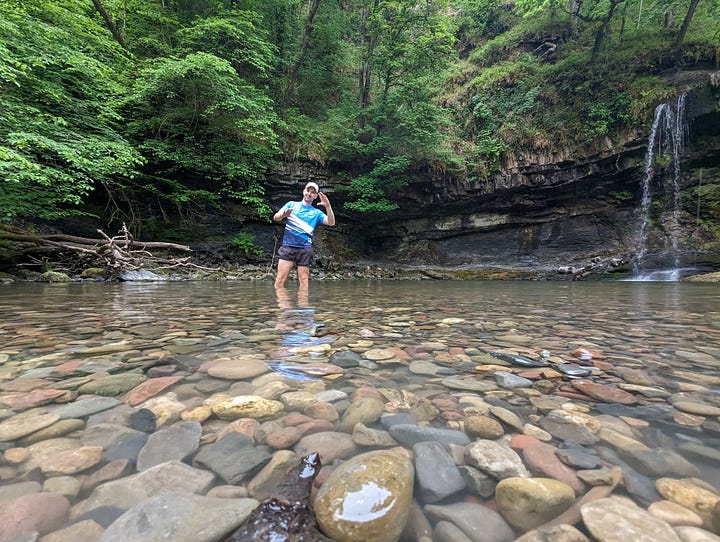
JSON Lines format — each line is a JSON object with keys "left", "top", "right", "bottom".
{"left": 0, "top": 223, "right": 213, "bottom": 277}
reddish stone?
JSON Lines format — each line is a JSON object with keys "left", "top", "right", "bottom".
{"left": 264, "top": 426, "right": 302, "bottom": 449}
{"left": 571, "top": 347, "right": 606, "bottom": 360}
{"left": 523, "top": 442, "right": 586, "bottom": 494}
{"left": 592, "top": 360, "right": 616, "bottom": 371}
{"left": 389, "top": 347, "right": 411, "bottom": 361}
{"left": 283, "top": 412, "right": 314, "bottom": 426}
{"left": 556, "top": 390, "right": 599, "bottom": 402}
{"left": 351, "top": 387, "right": 385, "bottom": 401}
{"left": 50, "top": 360, "right": 87, "bottom": 376}
{"left": 297, "top": 419, "right": 334, "bottom": 436}
{"left": 0, "top": 378, "right": 53, "bottom": 392}
{"left": 509, "top": 434, "right": 541, "bottom": 450}
{"left": 0, "top": 492, "right": 70, "bottom": 540}
{"left": 449, "top": 347, "right": 466, "bottom": 356}
{"left": 0, "top": 389, "right": 66, "bottom": 410}
{"left": 571, "top": 379, "right": 637, "bottom": 404}
{"left": 124, "top": 376, "right": 184, "bottom": 407}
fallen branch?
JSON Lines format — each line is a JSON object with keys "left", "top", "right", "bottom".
{"left": 0, "top": 223, "right": 203, "bottom": 276}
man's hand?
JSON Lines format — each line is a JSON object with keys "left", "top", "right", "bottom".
{"left": 274, "top": 207, "right": 293, "bottom": 222}
{"left": 317, "top": 192, "right": 331, "bottom": 207}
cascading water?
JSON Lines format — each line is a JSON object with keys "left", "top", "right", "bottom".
{"left": 631, "top": 94, "right": 689, "bottom": 281}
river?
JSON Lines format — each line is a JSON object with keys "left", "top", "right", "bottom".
{"left": 1, "top": 279, "right": 719, "bottom": 540}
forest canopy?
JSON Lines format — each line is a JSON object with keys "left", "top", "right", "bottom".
{"left": 1, "top": 0, "right": 718, "bottom": 231}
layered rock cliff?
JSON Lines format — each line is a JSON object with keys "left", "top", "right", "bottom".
{"left": 266, "top": 72, "right": 720, "bottom": 277}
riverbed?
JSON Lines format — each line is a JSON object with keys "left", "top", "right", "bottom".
{"left": 1, "top": 280, "right": 719, "bottom": 541}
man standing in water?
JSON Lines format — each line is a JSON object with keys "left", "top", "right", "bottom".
{"left": 273, "top": 181, "right": 335, "bottom": 291}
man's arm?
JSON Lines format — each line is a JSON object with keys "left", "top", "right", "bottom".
{"left": 273, "top": 203, "right": 292, "bottom": 222}
{"left": 318, "top": 192, "right": 335, "bottom": 226}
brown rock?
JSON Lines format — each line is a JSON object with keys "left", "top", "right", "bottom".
{"left": 571, "top": 379, "right": 637, "bottom": 404}
{"left": 523, "top": 442, "right": 585, "bottom": 495}
{"left": 0, "top": 492, "right": 70, "bottom": 540}
{"left": 124, "top": 376, "right": 184, "bottom": 407}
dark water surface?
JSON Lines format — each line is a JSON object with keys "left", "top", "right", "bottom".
{"left": 1, "top": 280, "right": 720, "bottom": 539}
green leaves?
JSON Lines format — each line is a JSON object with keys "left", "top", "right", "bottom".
{"left": 122, "top": 52, "right": 281, "bottom": 216}
{"left": 0, "top": 0, "right": 142, "bottom": 221}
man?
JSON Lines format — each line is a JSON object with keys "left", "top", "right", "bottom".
{"left": 273, "top": 181, "right": 335, "bottom": 291}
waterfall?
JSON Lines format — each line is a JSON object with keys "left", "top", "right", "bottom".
{"left": 632, "top": 94, "right": 688, "bottom": 280}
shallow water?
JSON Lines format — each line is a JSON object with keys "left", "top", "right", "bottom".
{"left": 1, "top": 280, "right": 720, "bottom": 538}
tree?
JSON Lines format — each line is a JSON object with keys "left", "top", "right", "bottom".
{"left": 676, "top": 0, "right": 701, "bottom": 46}
{"left": 122, "top": 52, "right": 281, "bottom": 217}
{"left": 0, "top": 0, "right": 143, "bottom": 222}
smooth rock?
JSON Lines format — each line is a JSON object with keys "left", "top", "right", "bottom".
{"left": 581, "top": 496, "right": 681, "bottom": 542}
{"left": 75, "top": 460, "right": 215, "bottom": 515}
{"left": 424, "top": 501, "right": 515, "bottom": 542}
{"left": 495, "top": 477, "right": 576, "bottom": 532}
{"left": 656, "top": 478, "right": 720, "bottom": 529}
{"left": 136, "top": 420, "right": 202, "bottom": 471}
{"left": 465, "top": 439, "right": 529, "bottom": 480}
{"left": 0, "top": 492, "right": 70, "bottom": 540}
{"left": 315, "top": 448, "right": 414, "bottom": 542}
{"left": 99, "top": 492, "right": 257, "bottom": 542}
{"left": 413, "top": 441, "right": 466, "bottom": 503}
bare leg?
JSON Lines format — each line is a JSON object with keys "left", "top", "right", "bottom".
{"left": 275, "top": 259, "right": 295, "bottom": 289}
{"left": 297, "top": 265, "right": 310, "bottom": 293}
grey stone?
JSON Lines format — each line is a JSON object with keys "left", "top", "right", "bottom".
{"left": 100, "top": 492, "right": 257, "bottom": 542}
{"left": 413, "top": 441, "right": 466, "bottom": 503}
{"left": 193, "top": 433, "right": 271, "bottom": 484}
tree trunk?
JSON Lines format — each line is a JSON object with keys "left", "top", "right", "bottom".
{"left": 90, "top": 0, "right": 128, "bottom": 50}
{"left": 676, "top": 0, "right": 701, "bottom": 46}
{"left": 282, "top": 0, "right": 322, "bottom": 109}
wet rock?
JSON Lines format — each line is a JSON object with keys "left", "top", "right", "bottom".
{"left": 124, "top": 376, "right": 184, "bottom": 407}
{"left": 495, "top": 477, "right": 576, "bottom": 532}
{"left": 647, "top": 500, "right": 704, "bottom": 527}
{"left": 206, "top": 357, "right": 270, "bottom": 380}
{"left": 76, "top": 460, "right": 215, "bottom": 515}
{"left": 0, "top": 411, "right": 60, "bottom": 442}
{"left": 210, "top": 395, "right": 284, "bottom": 420}
{"left": 656, "top": 478, "right": 720, "bottom": 529}
{"left": 513, "top": 524, "right": 590, "bottom": 542}
{"left": 339, "top": 397, "right": 384, "bottom": 433}
{"left": 464, "top": 415, "right": 504, "bottom": 440}
{"left": 0, "top": 492, "right": 70, "bottom": 540}
{"left": 315, "top": 448, "right": 414, "bottom": 542}
{"left": 389, "top": 424, "right": 470, "bottom": 448}
{"left": 581, "top": 496, "right": 681, "bottom": 542}
{"left": 193, "top": 433, "right": 271, "bottom": 484}
{"left": 413, "top": 441, "right": 465, "bottom": 503}
{"left": 294, "top": 431, "right": 358, "bottom": 464}
{"left": 101, "top": 492, "right": 257, "bottom": 542}
{"left": 136, "top": 420, "right": 202, "bottom": 471}
{"left": 465, "top": 439, "right": 529, "bottom": 480}
{"left": 522, "top": 442, "right": 585, "bottom": 494}
{"left": 424, "top": 501, "right": 515, "bottom": 542}
{"left": 41, "top": 445, "right": 103, "bottom": 476}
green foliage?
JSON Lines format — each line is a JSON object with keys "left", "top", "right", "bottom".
{"left": 0, "top": 0, "right": 143, "bottom": 222}
{"left": 122, "top": 52, "right": 281, "bottom": 216}
{"left": 231, "top": 231, "right": 264, "bottom": 257}
{"left": 343, "top": 155, "right": 410, "bottom": 212}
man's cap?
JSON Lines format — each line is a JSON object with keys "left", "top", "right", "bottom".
{"left": 305, "top": 182, "right": 320, "bottom": 192}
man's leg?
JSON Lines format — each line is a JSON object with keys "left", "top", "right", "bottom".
{"left": 275, "top": 258, "right": 295, "bottom": 289}
{"left": 297, "top": 265, "right": 310, "bottom": 292}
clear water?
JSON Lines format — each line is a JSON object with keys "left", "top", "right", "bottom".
{"left": 1, "top": 279, "right": 720, "bottom": 533}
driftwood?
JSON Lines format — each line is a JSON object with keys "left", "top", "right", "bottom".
{"left": 0, "top": 223, "right": 217, "bottom": 276}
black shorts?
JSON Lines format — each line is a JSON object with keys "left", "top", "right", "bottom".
{"left": 278, "top": 245, "right": 314, "bottom": 267}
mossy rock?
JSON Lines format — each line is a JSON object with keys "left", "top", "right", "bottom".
{"left": 41, "top": 270, "right": 72, "bottom": 282}
{"left": 80, "top": 267, "right": 111, "bottom": 279}
{"left": 0, "top": 272, "right": 16, "bottom": 283}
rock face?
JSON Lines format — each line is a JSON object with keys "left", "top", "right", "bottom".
{"left": 257, "top": 76, "right": 720, "bottom": 274}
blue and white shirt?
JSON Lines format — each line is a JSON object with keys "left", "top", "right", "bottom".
{"left": 279, "top": 201, "right": 326, "bottom": 248}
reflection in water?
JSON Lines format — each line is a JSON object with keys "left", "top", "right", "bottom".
{"left": 274, "top": 287, "right": 320, "bottom": 347}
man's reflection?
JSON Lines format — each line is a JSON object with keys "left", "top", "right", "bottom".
{"left": 275, "top": 287, "right": 317, "bottom": 346}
